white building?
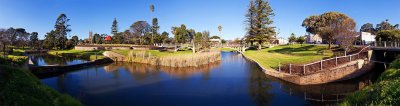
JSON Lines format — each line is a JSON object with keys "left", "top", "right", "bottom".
{"left": 358, "top": 32, "right": 376, "bottom": 44}
{"left": 277, "top": 38, "right": 288, "bottom": 44}
{"left": 305, "top": 34, "right": 323, "bottom": 44}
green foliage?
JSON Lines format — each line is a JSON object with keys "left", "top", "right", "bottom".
{"left": 376, "top": 30, "right": 400, "bottom": 41}
{"left": 296, "top": 36, "right": 306, "bottom": 44}
{"left": 0, "top": 55, "right": 28, "bottom": 65}
{"left": 171, "top": 24, "right": 189, "bottom": 43}
{"left": 112, "top": 32, "right": 125, "bottom": 44}
{"left": 360, "top": 23, "right": 375, "bottom": 34}
{"left": 0, "top": 65, "right": 81, "bottom": 105}
{"left": 288, "top": 33, "right": 297, "bottom": 43}
{"left": 111, "top": 18, "right": 118, "bottom": 35}
{"left": 302, "top": 12, "right": 356, "bottom": 49}
{"left": 376, "top": 19, "right": 399, "bottom": 32}
{"left": 341, "top": 59, "right": 400, "bottom": 105}
{"left": 244, "top": 0, "right": 275, "bottom": 49}
{"left": 210, "top": 35, "right": 220, "bottom": 39}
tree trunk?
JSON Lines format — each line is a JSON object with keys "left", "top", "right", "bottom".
{"left": 258, "top": 42, "right": 262, "bottom": 50}
{"left": 328, "top": 40, "right": 332, "bottom": 49}
{"left": 3, "top": 43, "right": 6, "bottom": 57}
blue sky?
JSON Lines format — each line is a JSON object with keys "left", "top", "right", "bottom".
{"left": 1, "top": 0, "right": 400, "bottom": 40}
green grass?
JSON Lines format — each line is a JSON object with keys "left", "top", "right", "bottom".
{"left": 112, "top": 49, "right": 193, "bottom": 57}
{"left": 49, "top": 49, "right": 105, "bottom": 61}
{"left": 0, "top": 65, "right": 81, "bottom": 105}
{"left": 220, "top": 47, "right": 236, "bottom": 52}
{"left": 341, "top": 59, "right": 400, "bottom": 105}
{"left": 242, "top": 44, "right": 333, "bottom": 69}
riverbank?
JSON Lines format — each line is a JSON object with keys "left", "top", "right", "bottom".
{"left": 105, "top": 50, "right": 221, "bottom": 67}
{"left": 242, "top": 44, "right": 333, "bottom": 69}
{"left": 48, "top": 49, "right": 105, "bottom": 61}
{"left": 341, "top": 59, "right": 400, "bottom": 105}
{"left": 0, "top": 65, "right": 81, "bottom": 105}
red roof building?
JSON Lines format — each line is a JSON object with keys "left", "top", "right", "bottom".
{"left": 105, "top": 35, "right": 112, "bottom": 41}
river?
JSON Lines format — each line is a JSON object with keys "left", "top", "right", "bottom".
{"left": 39, "top": 52, "right": 385, "bottom": 105}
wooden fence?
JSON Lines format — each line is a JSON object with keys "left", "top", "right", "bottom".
{"left": 277, "top": 46, "right": 370, "bottom": 75}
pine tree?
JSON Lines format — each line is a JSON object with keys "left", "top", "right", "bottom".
{"left": 111, "top": 18, "right": 118, "bottom": 35}
{"left": 152, "top": 18, "right": 160, "bottom": 44}
{"left": 254, "top": 0, "right": 275, "bottom": 50}
{"left": 54, "top": 13, "right": 71, "bottom": 50}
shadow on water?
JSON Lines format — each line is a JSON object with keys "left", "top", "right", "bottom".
{"left": 39, "top": 52, "right": 386, "bottom": 106}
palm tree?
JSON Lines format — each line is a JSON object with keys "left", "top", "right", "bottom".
{"left": 218, "top": 25, "right": 222, "bottom": 36}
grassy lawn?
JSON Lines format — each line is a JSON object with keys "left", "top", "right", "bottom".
{"left": 341, "top": 59, "right": 400, "bottom": 105}
{"left": 242, "top": 44, "right": 333, "bottom": 69}
{"left": 112, "top": 49, "right": 193, "bottom": 57}
{"left": 49, "top": 49, "right": 106, "bottom": 61}
{"left": 0, "top": 65, "right": 81, "bottom": 105}
{"left": 220, "top": 47, "right": 236, "bottom": 52}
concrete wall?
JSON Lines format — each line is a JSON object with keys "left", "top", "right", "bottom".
{"left": 243, "top": 54, "right": 372, "bottom": 85}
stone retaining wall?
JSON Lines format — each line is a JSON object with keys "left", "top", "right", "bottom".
{"left": 242, "top": 54, "right": 372, "bottom": 85}
{"left": 29, "top": 58, "right": 113, "bottom": 78}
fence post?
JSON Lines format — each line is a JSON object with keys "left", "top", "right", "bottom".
{"left": 320, "top": 60, "right": 323, "bottom": 70}
{"left": 336, "top": 56, "right": 338, "bottom": 66}
{"left": 278, "top": 62, "right": 281, "bottom": 72}
{"left": 350, "top": 55, "right": 352, "bottom": 61}
{"left": 384, "top": 41, "right": 387, "bottom": 47}
{"left": 303, "top": 65, "right": 306, "bottom": 75}
{"left": 289, "top": 64, "right": 292, "bottom": 74}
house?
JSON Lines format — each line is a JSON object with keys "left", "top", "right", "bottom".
{"left": 210, "top": 38, "right": 222, "bottom": 47}
{"left": 358, "top": 32, "right": 376, "bottom": 44}
{"left": 305, "top": 34, "right": 322, "bottom": 44}
{"left": 277, "top": 38, "right": 288, "bottom": 44}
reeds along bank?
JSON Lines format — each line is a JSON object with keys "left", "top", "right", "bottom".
{"left": 126, "top": 51, "right": 221, "bottom": 67}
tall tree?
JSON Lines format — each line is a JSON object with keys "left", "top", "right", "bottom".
{"left": 244, "top": 0, "right": 257, "bottom": 46}
{"left": 151, "top": 18, "right": 160, "bottom": 45}
{"left": 150, "top": 4, "right": 155, "bottom": 13}
{"left": 161, "top": 32, "right": 169, "bottom": 44}
{"left": 112, "top": 32, "right": 125, "bottom": 44}
{"left": 130, "top": 21, "right": 150, "bottom": 45}
{"left": 288, "top": 33, "right": 296, "bottom": 43}
{"left": 376, "top": 19, "right": 399, "bottom": 31}
{"left": 0, "top": 28, "right": 11, "bottom": 57}
{"left": 360, "top": 23, "right": 375, "bottom": 34}
{"left": 302, "top": 12, "right": 356, "bottom": 49}
{"left": 71, "top": 36, "right": 79, "bottom": 45}
{"left": 54, "top": 13, "right": 71, "bottom": 50}
{"left": 218, "top": 25, "right": 222, "bottom": 35}
{"left": 43, "top": 30, "right": 57, "bottom": 49}
{"left": 30, "top": 32, "right": 39, "bottom": 49}
{"left": 111, "top": 18, "right": 118, "bottom": 35}
{"left": 171, "top": 24, "right": 188, "bottom": 44}
{"left": 246, "top": 0, "right": 275, "bottom": 50}
{"left": 14, "top": 28, "right": 29, "bottom": 49}
{"left": 187, "top": 29, "right": 196, "bottom": 53}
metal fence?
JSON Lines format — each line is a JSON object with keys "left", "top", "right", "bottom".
{"left": 277, "top": 46, "right": 370, "bottom": 75}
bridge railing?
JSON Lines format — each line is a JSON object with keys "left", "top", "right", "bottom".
{"left": 277, "top": 46, "right": 370, "bottom": 75}
{"left": 357, "top": 41, "right": 400, "bottom": 48}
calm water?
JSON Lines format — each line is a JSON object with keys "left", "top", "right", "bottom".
{"left": 29, "top": 54, "right": 89, "bottom": 66}
{"left": 40, "top": 52, "right": 384, "bottom": 105}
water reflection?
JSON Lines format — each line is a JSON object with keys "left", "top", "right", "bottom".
{"left": 40, "top": 52, "right": 385, "bottom": 106}
{"left": 29, "top": 54, "right": 89, "bottom": 66}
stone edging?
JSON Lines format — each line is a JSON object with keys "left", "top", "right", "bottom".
{"left": 29, "top": 58, "right": 113, "bottom": 78}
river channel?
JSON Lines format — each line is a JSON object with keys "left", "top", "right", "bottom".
{"left": 38, "top": 52, "right": 385, "bottom": 105}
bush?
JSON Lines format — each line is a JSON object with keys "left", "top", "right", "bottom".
{"left": 0, "top": 65, "right": 82, "bottom": 106}
{"left": 0, "top": 55, "right": 28, "bottom": 65}
{"left": 341, "top": 58, "right": 400, "bottom": 105}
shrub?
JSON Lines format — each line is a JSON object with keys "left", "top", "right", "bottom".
{"left": 341, "top": 58, "right": 400, "bottom": 105}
